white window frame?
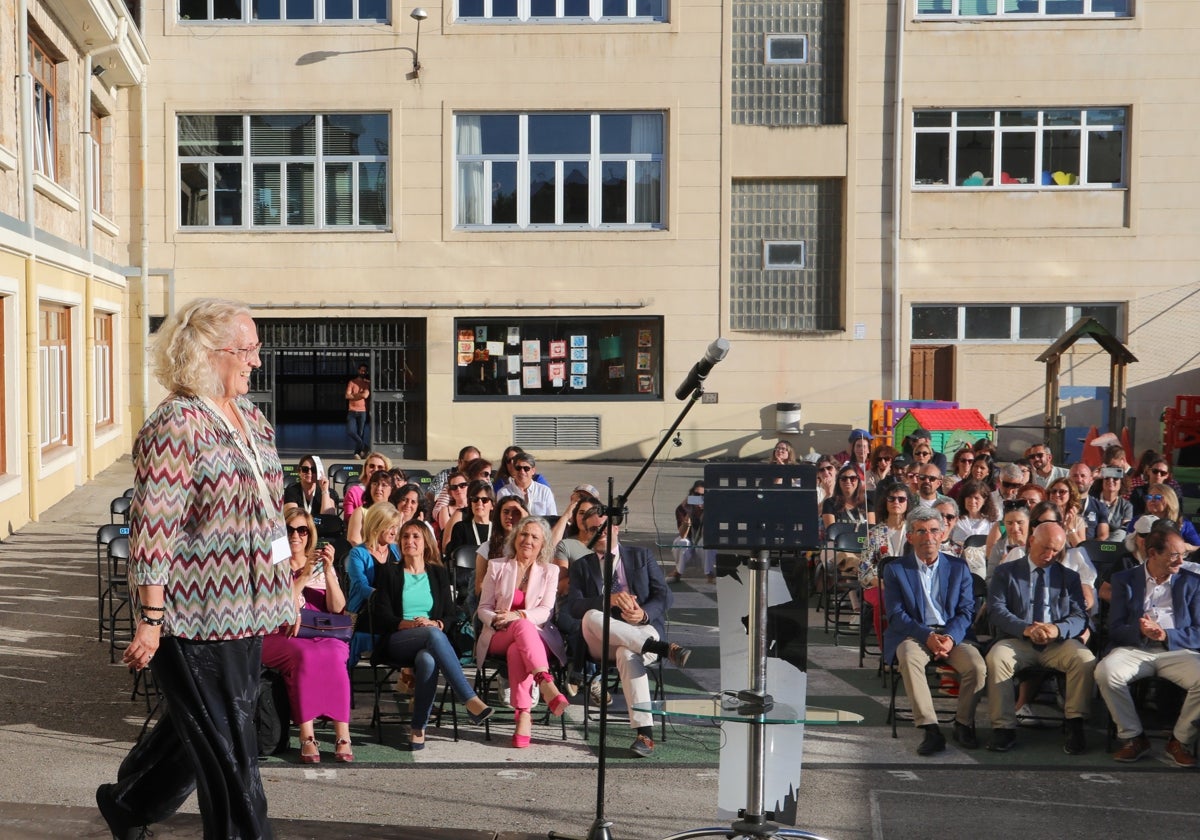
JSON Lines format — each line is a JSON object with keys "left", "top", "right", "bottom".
{"left": 912, "top": 107, "right": 1127, "bottom": 190}
{"left": 29, "top": 35, "right": 58, "bottom": 181}
{"left": 763, "top": 35, "right": 808, "bottom": 64}
{"left": 178, "top": 0, "right": 389, "bottom": 23}
{"left": 454, "top": 0, "right": 666, "bottom": 22}
{"left": 94, "top": 311, "right": 114, "bottom": 428}
{"left": 39, "top": 304, "right": 71, "bottom": 450}
{"left": 910, "top": 303, "right": 1123, "bottom": 343}
{"left": 177, "top": 113, "right": 390, "bottom": 230}
{"left": 454, "top": 111, "right": 666, "bottom": 231}
{"left": 914, "top": 0, "right": 1129, "bottom": 18}
{"left": 762, "top": 240, "right": 806, "bottom": 269}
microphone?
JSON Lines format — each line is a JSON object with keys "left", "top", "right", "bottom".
{"left": 674, "top": 338, "right": 730, "bottom": 400}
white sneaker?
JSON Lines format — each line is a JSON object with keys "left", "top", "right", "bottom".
{"left": 1015, "top": 704, "right": 1043, "bottom": 728}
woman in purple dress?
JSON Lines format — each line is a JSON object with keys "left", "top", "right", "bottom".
{"left": 262, "top": 508, "right": 353, "bottom": 763}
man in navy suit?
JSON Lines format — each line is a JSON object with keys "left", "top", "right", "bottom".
{"left": 985, "top": 521, "right": 1095, "bottom": 754}
{"left": 1096, "top": 523, "right": 1200, "bottom": 767}
{"left": 566, "top": 506, "right": 690, "bottom": 758}
{"left": 883, "top": 507, "right": 986, "bottom": 755}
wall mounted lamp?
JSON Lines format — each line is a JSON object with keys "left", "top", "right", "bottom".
{"left": 410, "top": 8, "right": 428, "bottom": 77}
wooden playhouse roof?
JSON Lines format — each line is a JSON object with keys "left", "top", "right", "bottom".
{"left": 905, "top": 408, "right": 994, "bottom": 432}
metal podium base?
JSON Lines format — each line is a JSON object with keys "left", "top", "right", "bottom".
{"left": 659, "top": 825, "right": 830, "bottom": 840}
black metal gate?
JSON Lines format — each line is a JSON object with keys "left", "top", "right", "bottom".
{"left": 248, "top": 317, "right": 426, "bottom": 458}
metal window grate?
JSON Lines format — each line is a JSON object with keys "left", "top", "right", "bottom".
{"left": 514, "top": 415, "right": 601, "bottom": 450}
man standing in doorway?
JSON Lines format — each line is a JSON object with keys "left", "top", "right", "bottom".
{"left": 346, "top": 363, "right": 371, "bottom": 459}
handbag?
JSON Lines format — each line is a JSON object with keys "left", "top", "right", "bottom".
{"left": 296, "top": 610, "right": 354, "bottom": 641}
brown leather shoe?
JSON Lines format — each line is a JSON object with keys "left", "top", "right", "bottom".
{"left": 1112, "top": 734, "right": 1150, "bottom": 763}
{"left": 1166, "top": 737, "right": 1198, "bottom": 768}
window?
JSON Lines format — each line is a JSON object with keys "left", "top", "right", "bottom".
{"left": 178, "top": 0, "right": 388, "bottom": 22}
{"left": 0, "top": 306, "right": 5, "bottom": 475}
{"left": 178, "top": 113, "right": 389, "bottom": 229}
{"left": 39, "top": 305, "right": 72, "bottom": 449}
{"left": 30, "top": 34, "right": 59, "bottom": 180}
{"left": 913, "top": 108, "right": 1126, "bottom": 189}
{"left": 762, "top": 240, "right": 805, "bottom": 269}
{"left": 764, "top": 35, "right": 808, "bottom": 64}
{"left": 95, "top": 313, "right": 114, "bottom": 427}
{"left": 91, "top": 109, "right": 110, "bottom": 216}
{"left": 455, "top": 112, "right": 664, "bottom": 229}
{"left": 915, "top": 0, "right": 1129, "bottom": 17}
{"left": 455, "top": 0, "right": 665, "bottom": 22}
{"left": 911, "top": 303, "right": 1122, "bottom": 342}
{"left": 453, "top": 317, "right": 663, "bottom": 400}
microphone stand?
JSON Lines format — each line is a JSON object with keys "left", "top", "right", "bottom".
{"left": 548, "top": 385, "right": 705, "bottom": 840}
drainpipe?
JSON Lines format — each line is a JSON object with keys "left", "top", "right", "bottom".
{"left": 889, "top": 0, "right": 907, "bottom": 400}
{"left": 18, "top": 0, "right": 40, "bottom": 520}
{"left": 139, "top": 76, "right": 151, "bottom": 424}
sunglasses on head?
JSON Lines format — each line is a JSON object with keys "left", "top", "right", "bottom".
{"left": 1003, "top": 499, "right": 1029, "bottom": 512}
{"left": 286, "top": 525, "right": 309, "bottom": 537}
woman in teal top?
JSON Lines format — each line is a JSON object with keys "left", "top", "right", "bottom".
{"left": 370, "top": 521, "right": 493, "bottom": 749}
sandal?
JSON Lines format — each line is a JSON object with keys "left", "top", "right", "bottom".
{"left": 512, "top": 711, "right": 532, "bottom": 748}
{"left": 334, "top": 738, "right": 354, "bottom": 763}
{"left": 299, "top": 736, "right": 320, "bottom": 764}
{"left": 535, "top": 672, "right": 570, "bottom": 717}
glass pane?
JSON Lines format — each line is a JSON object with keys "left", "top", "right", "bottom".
{"left": 767, "top": 37, "right": 807, "bottom": 62}
{"left": 1043, "top": 129, "right": 1081, "bottom": 185}
{"left": 457, "top": 161, "right": 483, "bottom": 225}
{"left": 635, "top": 0, "right": 661, "bottom": 16}
{"left": 179, "top": 0, "right": 209, "bottom": 20}
{"left": 564, "top": 0, "right": 589, "bottom": 14}
{"left": 563, "top": 161, "right": 589, "bottom": 223}
{"left": 287, "top": 0, "right": 315, "bottom": 18}
{"left": 999, "top": 130, "right": 1035, "bottom": 184}
{"left": 359, "top": 0, "right": 388, "bottom": 19}
{"left": 914, "top": 133, "right": 949, "bottom": 185}
{"left": 326, "top": 0, "right": 353, "bottom": 17}
{"left": 957, "top": 111, "right": 995, "bottom": 127}
{"left": 916, "top": 0, "right": 952, "bottom": 12}
{"left": 964, "top": 306, "right": 1010, "bottom": 340}
{"left": 358, "top": 162, "right": 387, "bottom": 225}
{"left": 250, "top": 115, "right": 316, "bottom": 156}
{"left": 912, "top": 306, "right": 957, "bottom": 341}
{"left": 1045, "top": 0, "right": 1083, "bottom": 12}
{"left": 529, "top": 114, "right": 590, "bottom": 155}
{"left": 479, "top": 115, "right": 519, "bottom": 155}
{"left": 253, "top": 164, "right": 282, "bottom": 225}
{"left": 492, "top": 0, "right": 517, "bottom": 14}
{"left": 1077, "top": 305, "right": 1120, "bottom": 336}
{"left": 1087, "top": 130, "right": 1123, "bottom": 184}
{"left": 999, "top": 110, "right": 1038, "bottom": 126}
{"left": 458, "top": 0, "right": 483, "bottom": 16}
{"left": 325, "top": 162, "right": 352, "bottom": 225}
{"left": 601, "top": 161, "right": 628, "bottom": 223}
{"left": 1090, "top": 0, "right": 1127, "bottom": 13}
{"left": 529, "top": 161, "right": 557, "bottom": 224}
{"left": 530, "top": 0, "right": 556, "bottom": 15}
{"left": 765, "top": 242, "right": 804, "bottom": 268}
{"left": 287, "top": 163, "right": 314, "bottom": 224}
{"left": 178, "top": 115, "right": 244, "bottom": 156}
{"left": 213, "top": 0, "right": 242, "bottom": 18}
{"left": 634, "top": 160, "right": 660, "bottom": 224}
{"left": 491, "top": 161, "right": 517, "bottom": 224}
{"left": 1086, "top": 108, "right": 1125, "bottom": 127}
{"left": 324, "top": 114, "right": 389, "bottom": 156}
{"left": 179, "top": 162, "right": 210, "bottom": 226}
{"left": 959, "top": 0, "right": 997, "bottom": 13}
{"left": 1018, "top": 305, "right": 1065, "bottom": 339}
{"left": 914, "top": 111, "right": 951, "bottom": 128}
{"left": 1044, "top": 109, "right": 1081, "bottom": 126}
{"left": 214, "top": 162, "right": 243, "bottom": 225}
{"left": 601, "top": 113, "right": 663, "bottom": 154}
{"left": 602, "top": 0, "right": 626, "bottom": 15}
{"left": 253, "top": 0, "right": 281, "bottom": 18}
{"left": 955, "top": 131, "right": 994, "bottom": 185}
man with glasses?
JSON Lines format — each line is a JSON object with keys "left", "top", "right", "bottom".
{"left": 1026, "top": 443, "right": 1068, "bottom": 489}
{"left": 915, "top": 466, "right": 953, "bottom": 510}
{"left": 566, "top": 508, "right": 690, "bottom": 757}
{"left": 991, "top": 463, "right": 1026, "bottom": 513}
{"left": 430, "top": 445, "right": 482, "bottom": 498}
{"left": 1069, "top": 462, "right": 1110, "bottom": 541}
{"left": 1096, "top": 524, "right": 1200, "bottom": 766}
{"left": 345, "top": 363, "right": 372, "bottom": 460}
{"left": 496, "top": 451, "right": 558, "bottom": 517}
{"left": 985, "top": 522, "right": 1095, "bottom": 754}
{"left": 883, "top": 507, "right": 986, "bottom": 756}
{"left": 934, "top": 499, "right": 961, "bottom": 556}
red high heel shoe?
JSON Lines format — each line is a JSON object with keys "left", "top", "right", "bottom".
{"left": 512, "top": 711, "right": 532, "bottom": 748}
{"left": 299, "top": 737, "right": 320, "bottom": 764}
{"left": 535, "top": 671, "right": 570, "bottom": 717}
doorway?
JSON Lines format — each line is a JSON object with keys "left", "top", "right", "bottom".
{"left": 910, "top": 345, "right": 955, "bottom": 402}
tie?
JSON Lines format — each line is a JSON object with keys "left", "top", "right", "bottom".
{"left": 1032, "top": 567, "right": 1048, "bottom": 624}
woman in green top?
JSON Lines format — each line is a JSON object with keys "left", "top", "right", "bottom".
{"left": 371, "top": 521, "right": 493, "bottom": 749}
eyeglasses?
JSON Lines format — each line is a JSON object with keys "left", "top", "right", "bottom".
{"left": 1003, "top": 499, "right": 1029, "bottom": 512}
{"left": 1048, "top": 489, "right": 1070, "bottom": 497}
{"left": 877, "top": 456, "right": 893, "bottom": 463}
{"left": 513, "top": 465, "right": 534, "bottom": 473}
{"left": 1149, "top": 468, "right": 1170, "bottom": 476}
{"left": 470, "top": 496, "right": 492, "bottom": 504}
{"left": 1103, "top": 476, "right": 1121, "bottom": 482}
{"left": 1161, "top": 552, "right": 1188, "bottom": 562}
{"left": 838, "top": 475, "right": 859, "bottom": 482}
{"left": 1001, "top": 481, "right": 1023, "bottom": 490}
{"left": 286, "top": 525, "right": 309, "bottom": 537}
{"left": 217, "top": 342, "right": 262, "bottom": 361}
{"left": 918, "top": 475, "right": 941, "bottom": 482}
{"left": 914, "top": 450, "right": 932, "bottom": 457}
{"left": 1146, "top": 494, "right": 1164, "bottom": 502}
{"left": 364, "top": 462, "right": 383, "bottom": 472}
{"left": 1029, "top": 451, "right": 1048, "bottom": 460}
{"left": 942, "top": 513, "right": 958, "bottom": 521}
{"left": 887, "top": 496, "right": 908, "bottom": 503}
{"left": 819, "top": 466, "right": 836, "bottom": 473}
{"left": 958, "top": 456, "right": 975, "bottom": 464}
{"left": 449, "top": 483, "right": 469, "bottom": 491}
{"left": 299, "top": 466, "right": 315, "bottom": 474}
{"left": 911, "top": 528, "right": 941, "bottom": 538}
{"left": 479, "top": 470, "right": 492, "bottom": 477}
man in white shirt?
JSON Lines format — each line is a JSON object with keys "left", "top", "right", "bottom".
{"left": 496, "top": 451, "right": 557, "bottom": 516}
{"left": 1027, "top": 443, "right": 1069, "bottom": 488}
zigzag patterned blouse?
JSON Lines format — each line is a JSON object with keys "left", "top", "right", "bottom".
{"left": 129, "top": 394, "right": 295, "bottom": 640}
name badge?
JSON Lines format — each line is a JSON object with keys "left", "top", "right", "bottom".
{"left": 271, "top": 535, "right": 290, "bottom": 565}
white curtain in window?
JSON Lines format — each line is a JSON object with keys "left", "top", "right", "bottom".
{"left": 630, "top": 113, "right": 661, "bottom": 154}
{"left": 631, "top": 114, "right": 662, "bottom": 223}
{"left": 456, "top": 116, "right": 484, "bottom": 225}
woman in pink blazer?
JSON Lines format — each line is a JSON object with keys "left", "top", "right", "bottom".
{"left": 475, "top": 515, "right": 570, "bottom": 747}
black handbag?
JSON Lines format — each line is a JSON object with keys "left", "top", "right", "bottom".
{"left": 296, "top": 610, "right": 353, "bottom": 641}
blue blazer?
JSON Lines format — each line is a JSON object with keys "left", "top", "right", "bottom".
{"left": 988, "top": 557, "right": 1089, "bottom": 641}
{"left": 882, "top": 553, "right": 976, "bottom": 664}
{"left": 1107, "top": 567, "right": 1200, "bottom": 652}
{"left": 566, "top": 543, "right": 672, "bottom": 639}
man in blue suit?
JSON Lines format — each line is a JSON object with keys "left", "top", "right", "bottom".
{"left": 985, "top": 521, "right": 1095, "bottom": 754}
{"left": 883, "top": 507, "right": 986, "bottom": 755}
{"left": 566, "top": 506, "right": 690, "bottom": 758}
{"left": 1096, "top": 523, "right": 1200, "bottom": 767}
